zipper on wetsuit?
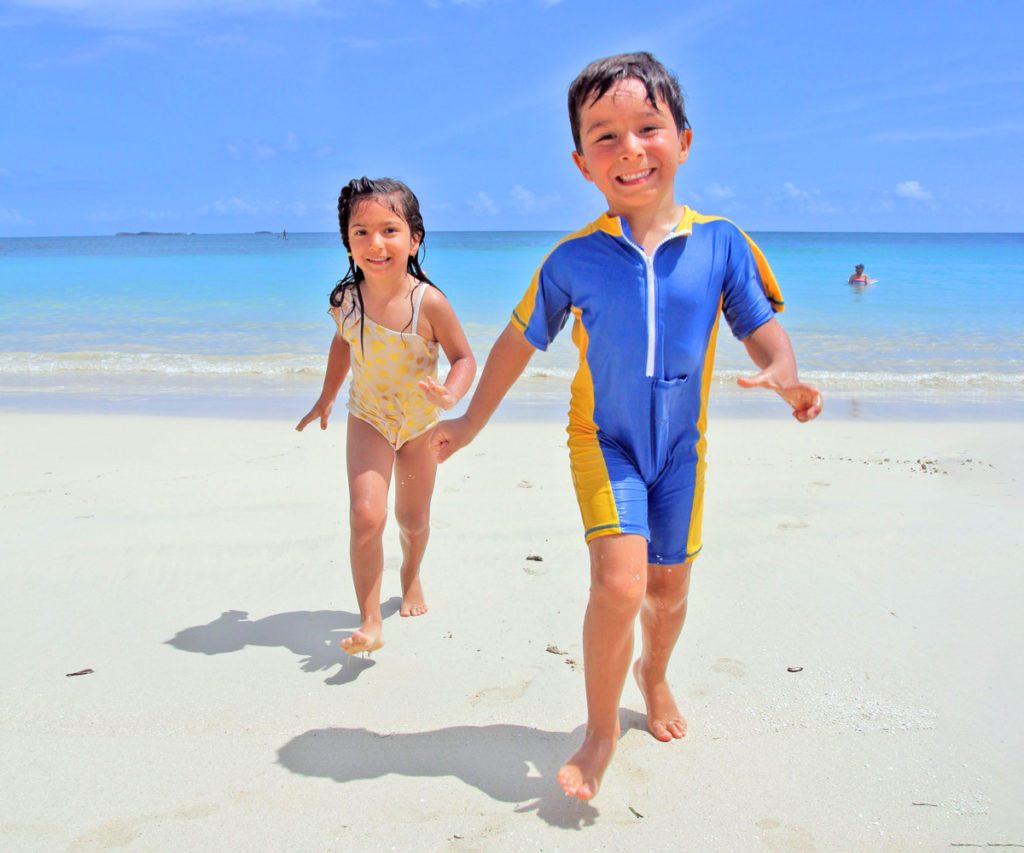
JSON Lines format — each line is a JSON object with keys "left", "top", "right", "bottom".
{"left": 620, "top": 230, "right": 685, "bottom": 378}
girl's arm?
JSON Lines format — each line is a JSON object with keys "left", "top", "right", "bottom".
{"left": 737, "top": 318, "right": 823, "bottom": 423}
{"left": 418, "top": 292, "right": 476, "bottom": 410}
{"left": 295, "top": 332, "right": 351, "bottom": 431}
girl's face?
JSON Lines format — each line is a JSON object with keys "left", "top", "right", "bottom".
{"left": 347, "top": 196, "right": 421, "bottom": 282}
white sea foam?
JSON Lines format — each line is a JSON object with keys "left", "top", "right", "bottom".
{"left": 2, "top": 351, "right": 1023, "bottom": 394}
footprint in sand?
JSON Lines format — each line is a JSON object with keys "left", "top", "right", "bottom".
{"left": 755, "top": 818, "right": 816, "bottom": 851}
{"left": 469, "top": 670, "right": 539, "bottom": 706}
{"left": 712, "top": 658, "right": 747, "bottom": 678}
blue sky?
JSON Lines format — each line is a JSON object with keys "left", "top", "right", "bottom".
{"left": 1, "top": 0, "right": 1021, "bottom": 235}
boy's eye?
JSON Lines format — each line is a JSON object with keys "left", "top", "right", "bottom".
{"left": 595, "top": 133, "right": 615, "bottom": 143}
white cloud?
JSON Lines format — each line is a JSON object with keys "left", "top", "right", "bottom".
{"left": 706, "top": 183, "right": 735, "bottom": 200}
{"left": 225, "top": 132, "right": 329, "bottom": 162}
{"left": 8, "top": 0, "right": 324, "bottom": 29}
{"left": 468, "top": 191, "right": 498, "bottom": 216}
{"left": 777, "top": 181, "right": 841, "bottom": 216}
{"left": 868, "top": 121, "right": 1024, "bottom": 144}
{"left": 0, "top": 206, "right": 34, "bottom": 225}
{"left": 510, "top": 184, "right": 560, "bottom": 213}
{"left": 895, "top": 180, "right": 931, "bottom": 201}
{"left": 202, "top": 197, "right": 311, "bottom": 217}
{"left": 782, "top": 181, "right": 809, "bottom": 199}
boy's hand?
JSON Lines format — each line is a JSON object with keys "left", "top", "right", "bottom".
{"left": 737, "top": 370, "right": 823, "bottom": 423}
{"left": 419, "top": 376, "right": 456, "bottom": 410}
{"left": 430, "top": 415, "right": 477, "bottom": 462}
{"left": 295, "top": 398, "right": 334, "bottom": 431}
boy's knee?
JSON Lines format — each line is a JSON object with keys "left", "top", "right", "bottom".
{"left": 350, "top": 500, "right": 387, "bottom": 536}
{"left": 590, "top": 568, "right": 646, "bottom": 611}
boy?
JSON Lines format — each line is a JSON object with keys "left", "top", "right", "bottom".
{"left": 431, "top": 52, "right": 822, "bottom": 800}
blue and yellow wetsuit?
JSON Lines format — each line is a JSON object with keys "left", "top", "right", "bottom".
{"left": 511, "top": 207, "right": 783, "bottom": 564}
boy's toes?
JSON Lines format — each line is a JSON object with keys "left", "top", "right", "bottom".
{"left": 650, "top": 720, "right": 672, "bottom": 742}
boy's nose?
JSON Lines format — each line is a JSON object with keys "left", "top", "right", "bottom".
{"left": 620, "top": 132, "right": 643, "bottom": 157}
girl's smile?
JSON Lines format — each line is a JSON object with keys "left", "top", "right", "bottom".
{"left": 348, "top": 198, "right": 421, "bottom": 283}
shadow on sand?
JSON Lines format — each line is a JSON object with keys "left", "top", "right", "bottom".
{"left": 164, "top": 598, "right": 401, "bottom": 684}
{"left": 277, "top": 710, "right": 649, "bottom": 829}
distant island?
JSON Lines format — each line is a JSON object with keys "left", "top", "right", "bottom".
{"left": 115, "top": 232, "right": 188, "bottom": 237}
{"left": 255, "top": 230, "right": 273, "bottom": 235}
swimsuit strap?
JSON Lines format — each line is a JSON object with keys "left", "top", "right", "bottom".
{"left": 411, "top": 282, "right": 428, "bottom": 336}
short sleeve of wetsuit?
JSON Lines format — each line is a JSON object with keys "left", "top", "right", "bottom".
{"left": 509, "top": 250, "right": 572, "bottom": 352}
{"left": 721, "top": 226, "right": 785, "bottom": 341}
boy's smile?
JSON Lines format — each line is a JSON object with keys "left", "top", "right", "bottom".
{"left": 572, "top": 78, "right": 691, "bottom": 220}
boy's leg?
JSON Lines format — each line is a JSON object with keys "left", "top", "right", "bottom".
{"left": 635, "top": 560, "right": 692, "bottom": 741}
{"left": 558, "top": 532, "right": 648, "bottom": 801}
{"left": 393, "top": 429, "right": 438, "bottom": 617}
{"left": 343, "top": 415, "right": 395, "bottom": 653}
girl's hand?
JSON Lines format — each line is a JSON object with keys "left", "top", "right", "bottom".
{"left": 737, "top": 370, "right": 823, "bottom": 423}
{"left": 419, "top": 376, "right": 456, "bottom": 411}
{"left": 296, "top": 398, "right": 334, "bottom": 431}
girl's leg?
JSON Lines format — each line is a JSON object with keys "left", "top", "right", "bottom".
{"left": 342, "top": 415, "right": 395, "bottom": 653}
{"left": 634, "top": 560, "right": 692, "bottom": 741}
{"left": 557, "top": 533, "right": 648, "bottom": 801}
{"left": 393, "top": 428, "right": 438, "bottom": 617}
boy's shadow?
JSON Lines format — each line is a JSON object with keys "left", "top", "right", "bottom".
{"left": 277, "top": 710, "right": 649, "bottom": 829}
{"left": 164, "top": 599, "right": 401, "bottom": 684}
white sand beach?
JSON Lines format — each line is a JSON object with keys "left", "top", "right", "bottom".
{"left": 2, "top": 411, "right": 1022, "bottom": 851}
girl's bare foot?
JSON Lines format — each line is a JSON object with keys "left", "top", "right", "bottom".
{"left": 556, "top": 730, "right": 617, "bottom": 800}
{"left": 633, "top": 658, "right": 687, "bottom": 741}
{"left": 340, "top": 623, "right": 384, "bottom": 654}
{"left": 400, "top": 575, "right": 428, "bottom": 617}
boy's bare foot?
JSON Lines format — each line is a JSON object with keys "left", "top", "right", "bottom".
{"left": 400, "top": 575, "right": 428, "bottom": 617}
{"left": 633, "top": 658, "right": 687, "bottom": 741}
{"left": 556, "top": 730, "right": 617, "bottom": 800}
{"left": 340, "top": 624, "right": 384, "bottom": 654}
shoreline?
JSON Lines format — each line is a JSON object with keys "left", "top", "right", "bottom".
{"left": 2, "top": 380, "right": 1023, "bottom": 423}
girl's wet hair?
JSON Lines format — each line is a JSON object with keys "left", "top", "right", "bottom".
{"left": 330, "top": 177, "right": 438, "bottom": 349}
{"left": 855, "top": 264, "right": 865, "bottom": 272}
{"left": 567, "top": 51, "right": 690, "bottom": 153}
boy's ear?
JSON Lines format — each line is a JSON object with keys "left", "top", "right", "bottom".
{"left": 571, "top": 150, "right": 594, "bottom": 183}
{"left": 678, "top": 128, "right": 693, "bottom": 164}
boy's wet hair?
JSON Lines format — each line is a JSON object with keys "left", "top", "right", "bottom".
{"left": 568, "top": 51, "right": 690, "bottom": 153}
{"left": 330, "top": 176, "right": 438, "bottom": 348}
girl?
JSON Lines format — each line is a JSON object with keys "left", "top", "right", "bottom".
{"left": 297, "top": 177, "right": 476, "bottom": 655}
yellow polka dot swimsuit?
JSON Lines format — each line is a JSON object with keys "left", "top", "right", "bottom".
{"left": 330, "top": 282, "right": 440, "bottom": 450}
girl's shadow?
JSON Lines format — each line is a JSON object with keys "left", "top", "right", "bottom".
{"left": 164, "top": 599, "right": 401, "bottom": 684}
{"left": 277, "top": 711, "right": 649, "bottom": 829}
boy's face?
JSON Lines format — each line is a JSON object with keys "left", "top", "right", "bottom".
{"left": 572, "top": 78, "right": 691, "bottom": 217}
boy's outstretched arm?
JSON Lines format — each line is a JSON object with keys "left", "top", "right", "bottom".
{"left": 737, "top": 318, "right": 823, "bottom": 422}
{"left": 430, "top": 321, "right": 536, "bottom": 461}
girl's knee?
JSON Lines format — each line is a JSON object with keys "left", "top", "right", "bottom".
{"left": 350, "top": 500, "right": 387, "bottom": 537}
{"left": 396, "top": 508, "right": 430, "bottom": 539}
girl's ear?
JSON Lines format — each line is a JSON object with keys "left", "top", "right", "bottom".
{"left": 409, "top": 233, "right": 422, "bottom": 256}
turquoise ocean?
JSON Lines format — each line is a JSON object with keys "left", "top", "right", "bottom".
{"left": 1, "top": 230, "right": 1022, "bottom": 420}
